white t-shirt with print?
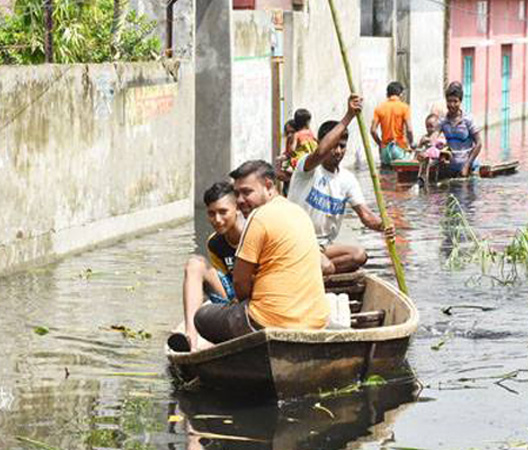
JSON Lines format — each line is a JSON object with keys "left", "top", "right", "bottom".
{"left": 287, "top": 155, "right": 365, "bottom": 246}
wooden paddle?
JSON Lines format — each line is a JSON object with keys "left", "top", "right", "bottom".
{"left": 327, "top": 0, "right": 409, "bottom": 295}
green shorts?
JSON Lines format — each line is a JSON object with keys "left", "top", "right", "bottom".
{"left": 381, "top": 142, "right": 410, "bottom": 165}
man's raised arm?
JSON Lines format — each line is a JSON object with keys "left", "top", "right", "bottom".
{"left": 303, "top": 95, "right": 363, "bottom": 172}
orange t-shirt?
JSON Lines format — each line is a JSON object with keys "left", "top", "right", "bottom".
{"left": 236, "top": 196, "right": 329, "bottom": 329}
{"left": 373, "top": 96, "right": 411, "bottom": 148}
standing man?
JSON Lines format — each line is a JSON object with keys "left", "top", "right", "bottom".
{"left": 370, "top": 81, "right": 414, "bottom": 165}
{"left": 193, "top": 160, "right": 329, "bottom": 345}
{"left": 288, "top": 95, "right": 395, "bottom": 275}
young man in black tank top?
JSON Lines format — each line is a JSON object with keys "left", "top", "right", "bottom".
{"left": 182, "top": 182, "right": 244, "bottom": 350}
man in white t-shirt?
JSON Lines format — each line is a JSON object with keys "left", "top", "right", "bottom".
{"left": 288, "top": 95, "right": 395, "bottom": 274}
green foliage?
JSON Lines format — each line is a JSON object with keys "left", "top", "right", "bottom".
{"left": 0, "top": 0, "right": 160, "bottom": 64}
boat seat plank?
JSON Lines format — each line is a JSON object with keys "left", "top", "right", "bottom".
{"left": 349, "top": 300, "right": 362, "bottom": 313}
{"left": 349, "top": 310, "right": 386, "bottom": 329}
{"left": 324, "top": 271, "right": 366, "bottom": 287}
{"left": 325, "top": 283, "right": 366, "bottom": 301}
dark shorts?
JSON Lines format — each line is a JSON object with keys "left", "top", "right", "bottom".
{"left": 194, "top": 301, "right": 263, "bottom": 344}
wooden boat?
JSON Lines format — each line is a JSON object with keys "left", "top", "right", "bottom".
{"left": 391, "top": 159, "right": 519, "bottom": 183}
{"left": 479, "top": 160, "right": 520, "bottom": 178}
{"left": 167, "top": 272, "right": 419, "bottom": 400}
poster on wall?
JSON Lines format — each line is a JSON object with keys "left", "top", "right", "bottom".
{"left": 232, "top": 57, "right": 273, "bottom": 168}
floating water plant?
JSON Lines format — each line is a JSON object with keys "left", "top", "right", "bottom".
{"left": 318, "top": 374, "right": 388, "bottom": 399}
{"left": 110, "top": 325, "right": 152, "bottom": 340}
{"left": 33, "top": 326, "right": 50, "bottom": 336}
{"left": 442, "top": 195, "right": 528, "bottom": 285}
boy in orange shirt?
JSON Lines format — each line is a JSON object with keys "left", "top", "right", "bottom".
{"left": 370, "top": 81, "right": 414, "bottom": 165}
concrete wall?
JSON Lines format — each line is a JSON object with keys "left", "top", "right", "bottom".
{"left": 359, "top": 37, "right": 395, "bottom": 134}
{"left": 0, "top": 61, "right": 194, "bottom": 275}
{"left": 284, "top": 0, "right": 365, "bottom": 166}
{"left": 232, "top": 10, "right": 274, "bottom": 167}
{"left": 195, "top": 0, "right": 233, "bottom": 205}
{"left": 133, "top": 0, "right": 194, "bottom": 58}
{"left": 409, "top": 0, "right": 445, "bottom": 137}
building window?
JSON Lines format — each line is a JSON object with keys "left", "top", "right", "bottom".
{"left": 462, "top": 48, "right": 475, "bottom": 113}
{"left": 361, "top": 0, "right": 394, "bottom": 37}
{"left": 501, "top": 45, "right": 512, "bottom": 152}
{"left": 520, "top": 0, "right": 525, "bottom": 21}
{"left": 476, "top": 1, "right": 488, "bottom": 34}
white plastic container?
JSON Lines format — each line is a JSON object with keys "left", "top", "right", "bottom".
{"left": 337, "top": 293, "right": 351, "bottom": 327}
{"left": 326, "top": 292, "right": 350, "bottom": 328}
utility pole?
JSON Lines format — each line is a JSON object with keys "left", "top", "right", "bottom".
{"left": 43, "top": 0, "right": 53, "bottom": 62}
{"left": 111, "top": 0, "right": 121, "bottom": 57}
{"left": 166, "top": 0, "right": 176, "bottom": 57}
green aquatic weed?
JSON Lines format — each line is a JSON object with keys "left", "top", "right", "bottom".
{"left": 364, "top": 374, "right": 387, "bottom": 386}
{"left": 110, "top": 325, "right": 152, "bottom": 340}
{"left": 33, "top": 326, "right": 50, "bottom": 336}
{"left": 442, "top": 195, "right": 528, "bottom": 285}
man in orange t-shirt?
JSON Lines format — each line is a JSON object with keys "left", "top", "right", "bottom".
{"left": 193, "top": 160, "right": 329, "bottom": 344}
{"left": 370, "top": 81, "right": 414, "bottom": 165}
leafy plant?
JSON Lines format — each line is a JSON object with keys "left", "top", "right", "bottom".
{"left": 0, "top": 0, "right": 160, "bottom": 64}
{"left": 442, "top": 194, "right": 528, "bottom": 285}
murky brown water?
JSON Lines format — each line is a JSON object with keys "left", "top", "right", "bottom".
{"left": 1, "top": 140, "right": 527, "bottom": 449}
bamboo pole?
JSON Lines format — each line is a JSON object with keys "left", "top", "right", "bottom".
{"left": 327, "top": 0, "right": 408, "bottom": 295}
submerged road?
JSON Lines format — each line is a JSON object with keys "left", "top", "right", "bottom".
{"left": 0, "top": 147, "right": 527, "bottom": 449}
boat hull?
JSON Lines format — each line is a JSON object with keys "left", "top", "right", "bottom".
{"left": 168, "top": 274, "right": 419, "bottom": 400}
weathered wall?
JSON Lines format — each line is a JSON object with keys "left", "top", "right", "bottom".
{"left": 134, "top": 0, "right": 194, "bottom": 58}
{"left": 284, "top": 0, "right": 363, "bottom": 166}
{"left": 195, "top": 0, "right": 233, "bottom": 204}
{"left": 0, "top": 61, "right": 194, "bottom": 275}
{"left": 232, "top": 10, "right": 273, "bottom": 167}
{"left": 359, "top": 37, "right": 395, "bottom": 135}
{"left": 409, "top": 0, "right": 445, "bottom": 137}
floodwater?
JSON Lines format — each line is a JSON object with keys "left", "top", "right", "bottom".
{"left": 1, "top": 142, "right": 528, "bottom": 450}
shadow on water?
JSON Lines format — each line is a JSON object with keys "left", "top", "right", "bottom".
{"left": 169, "top": 366, "right": 420, "bottom": 450}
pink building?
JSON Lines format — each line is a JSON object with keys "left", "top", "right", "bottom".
{"left": 448, "top": 0, "right": 528, "bottom": 157}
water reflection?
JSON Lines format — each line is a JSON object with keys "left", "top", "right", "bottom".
{"left": 172, "top": 369, "right": 420, "bottom": 450}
